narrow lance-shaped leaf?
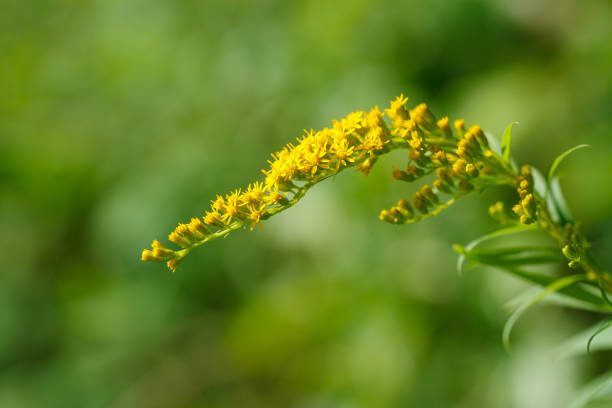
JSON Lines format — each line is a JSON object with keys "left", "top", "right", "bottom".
{"left": 529, "top": 165, "right": 548, "bottom": 197}
{"left": 545, "top": 144, "right": 589, "bottom": 225}
{"left": 587, "top": 318, "right": 612, "bottom": 353}
{"left": 468, "top": 262, "right": 611, "bottom": 312}
{"left": 530, "top": 165, "right": 562, "bottom": 223}
{"left": 600, "top": 279, "right": 612, "bottom": 307}
{"left": 463, "top": 245, "right": 565, "bottom": 266}
{"left": 569, "top": 369, "right": 612, "bottom": 408}
{"left": 549, "top": 176, "right": 574, "bottom": 223}
{"left": 503, "top": 274, "right": 587, "bottom": 352}
{"left": 547, "top": 144, "right": 590, "bottom": 182}
{"left": 555, "top": 321, "right": 612, "bottom": 360}
{"left": 501, "top": 121, "right": 518, "bottom": 167}
{"left": 454, "top": 223, "right": 539, "bottom": 276}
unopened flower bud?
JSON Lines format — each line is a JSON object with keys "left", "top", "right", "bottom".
{"left": 453, "top": 119, "right": 466, "bottom": 137}
{"left": 413, "top": 192, "right": 429, "bottom": 214}
{"left": 169, "top": 231, "right": 191, "bottom": 248}
{"left": 437, "top": 117, "right": 452, "bottom": 138}
{"left": 141, "top": 249, "right": 156, "bottom": 261}
{"left": 433, "top": 179, "right": 451, "bottom": 193}
{"left": 465, "top": 163, "right": 479, "bottom": 178}
{"left": 452, "top": 159, "right": 467, "bottom": 175}
{"left": 421, "top": 184, "right": 439, "bottom": 204}
{"left": 397, "top": 198, "right": 413, "bottom": 215}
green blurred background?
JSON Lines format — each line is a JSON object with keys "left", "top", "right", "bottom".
{"left": 2, "top": 0, "right": 612, "bottom": 407}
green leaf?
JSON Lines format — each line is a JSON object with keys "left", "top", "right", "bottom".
{"left": 501, "top": 121, "right": 518, "bottom": 165}
{"left": 549, "top": 176, "right": 574, "bottom": 223}
{"left": 529, "top": 165, "right": 563, "bottom": 223}
{"left": 464, "top": 245, "right": 564, "bottom": 266}
{"left": 588, "top": 319, "right": 612, "bottom": 353}
{"left": 466, "top": 245, "right": 558, "bottom": 256}
{"left": 600, "top": 280, "right": 612, "bottom": 307}
{"left": 546, "top": 186, "right": 562, "bottom": 224}
{"left": 493, "top": 266, "right": 611, "bottom": 312}
{"left": 547, "top": 144, "right": 590, "bottom": 182}
{"left": 454, "top": 224, "right": 539, "bottom": 276}
{"left": 503, "top": 274, "right": 587, "bottom": 352}
{"left": 555, "top": 321, "right": 612, "bottom": 360}
{"left": 544, "top": 144, "right": 589, "bottom": 225}
{"left": 569, "top": 369, "right": 612, "bottom": 408}
{"left": 529, "top": 165, "right": 548, "bottom": 198}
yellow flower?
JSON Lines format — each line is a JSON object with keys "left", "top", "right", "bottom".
{"left": 141, "top": 250, "right": 156, "bottom": 261}
{"left": 188, "top": 217, "right": 210, "bottom": 239}
{"left": 211, "top": 195, "right": 226, "bottom": 213}
{"left": 203, "top": 210, "right": 225, "bottom": 227}
{"left": 408, "top": 132, "right": 423, "bottom": 150}
{"left": 339, "top": 111, "right": 366, "bottom": 135}
{"left": 330, "top": 138, "right": 355, "bottom": 171}
{"left": 452, "top": 159, "right": 467, "bottom": 176}
{"left": 265, "top": 186, "right": 287, "bottom": 205}
{"left": 152, "top": 240, "right": 174, "bottom": 257}
{"left": 356, "top": 127, "right": 386, "bottom": 157}
{"left": 221, "top": 189, "right": 243, "bottom": 223}
{"left": 143, "top": 93, "right": 523, "bottom": 271}
{"left": 356, "top": 157, "right": 376, "bottom": 176}
{"left": 437, "top": 116, "right": 452, "bottom": 138}
{"left": 302, "top": 142, "right": 329, "bottom": 177}
{"left": 169, "top": 231, "right": 191, "bottom": 248}
{"left": 242, "top": 182, "right": 266, "bottom": 206}
{"left": 384, "top": 94, "right": 409, "bottom": 125}
{"left": 247, "top": 203, "right": 267, "bottom": 230}
{"left": 453, "top": 118, "right": 466, "bottom": 136}
{"left": 409, "top": 103, "right": 435, "bottom": 130}
{"left": 167, "top": 257, "right": 181, "bottom": 273}
{"left": 366, "top": 106, "right": 383, "bottom": 128}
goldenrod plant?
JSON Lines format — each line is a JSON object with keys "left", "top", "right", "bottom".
{"left": 142, "top": 95, "right": 612, "bottom": 405}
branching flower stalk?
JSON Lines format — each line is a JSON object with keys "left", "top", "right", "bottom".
{"left": 141, "top": 94, "right": 610, "bottom": 295}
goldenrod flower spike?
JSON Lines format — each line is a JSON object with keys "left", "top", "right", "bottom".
{"left": 141, "top": 94, "right": 523, "bottom": 272}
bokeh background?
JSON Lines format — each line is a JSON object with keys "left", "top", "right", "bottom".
{"left": 2, "top": 0, "right": 612, "bottom": 407}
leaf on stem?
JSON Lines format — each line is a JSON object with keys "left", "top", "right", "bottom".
{"left": 464, "top": 245, "right": 564, "bottom": 266}
{"left": 544, "top": 144, "right": 589, "bottom": 225}
{"left": 529, "top": 165, "right": 548, "bottom": 198}
{"left": 549, "top": 176, "right": 574, "bottom": 223}
{"left": 555, "top": 321, "right": 612, "bottom": 360}
{"left": 547, "top": 144, "right": 590, "bottom": 182}
{"left": 502, "top": 274, "right": 587, "bottom": 352}
{"left": 569, "top": 369, "right": 612, "bottom": 408}
{"left": 587, "top": 318, "right": 612, "bottom": 353}
{"left": 454, "top": 224, "right": 539, "bottom": 276}
{"left": 483, "top": 265, "right": 610, "bottom": 312}
{"left": 501, "top": 121, "right": 518, "bottom": 167}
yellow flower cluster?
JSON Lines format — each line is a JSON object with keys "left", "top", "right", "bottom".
{"left": 142, "top": 94, "right": 520, "bottom": 272}
{"left": 488, "top": 201, "right": 507, "bottom": 224}
{"left": 262, "top": 107, "right": 388, "bottom": 187}
{"left": 512, "top": 165, "right": 536, "bottom": 224}
{"left": 142, "top": 104, "right": 391, "bottom": 271}
{"left": 379, "top": 96, "right": 515, "bottom": 225}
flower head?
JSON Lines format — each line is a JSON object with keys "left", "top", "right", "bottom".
{"left": 142, "top": 93, "right": 518, "bottom": 272}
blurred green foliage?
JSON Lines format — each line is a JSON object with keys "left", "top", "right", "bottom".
{"left": 2, "top": 0, "right": 612, "bottom": 407}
